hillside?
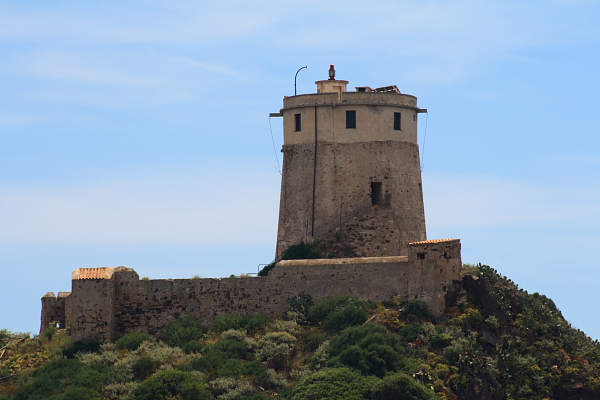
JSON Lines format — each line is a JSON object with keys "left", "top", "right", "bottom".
{"left": 1, "top": 263, "right": 599, "bottom": 400}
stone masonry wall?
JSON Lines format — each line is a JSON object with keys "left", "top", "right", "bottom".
{"left": 276, "top": 140, "right": 426, "bottom": 258}
{"left": 40, "top": 292, "right": 70, "bottom": 332}
{"left": 52, "top": 241, "right": 460, "bottom": 342}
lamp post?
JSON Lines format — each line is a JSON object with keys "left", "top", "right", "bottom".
{"left": 294, "top": 66, "right": 307, "bottom": 96}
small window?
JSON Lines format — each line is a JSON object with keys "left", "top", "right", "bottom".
{"left": 357, "top": 87, "right": 366, "bottom": 92}
{"left": 417, "top": 253, "right": 426, "bottom": 260}
{"left": 294, "top": 114, "right": 301, "bottom": 132}
{"left": 346, "top": 110, "right": 356, "bottom": 129}
{"left": 371, "top": 182, "right": 383, "bottom": 205}
{"left": 394, "top": 112, "right": 401, "bottom": 130}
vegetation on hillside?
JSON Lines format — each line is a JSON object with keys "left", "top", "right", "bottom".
{"left": 1, "top": 264, "right": 599, "bottom": 399}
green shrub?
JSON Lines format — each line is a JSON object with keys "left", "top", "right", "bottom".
{"left": 255, "top": 331, "right": 297, "bottom": 369}
{"left": 371, "top": 372, "right": 436, "bottom": 400}
{"left": 400, "top": 323, "right": 424, "bottom": 343}
{"left": 190, "top": 348, "right": 229, "bottom": 372}
{"left": 243, "top": 360, "right": 267, "bottom": 382}
{"left": 63, "top": 340, "right": 103, "bottom": 359}
{"left": 401, "top": 300, "right": 434, "bottom": 322}
{"left": 114, "top": 330, "right": 152, "bottom": 351}
{"left": 213, "top": 338, "right": 251, "bottom": 359}
{"left": 281, "top": 241, "right": 322, "bottom": 260}
{"left": 212, "top": 313, "right": 268, "bottom": 332}
{"left": 323, "top": 306, "right": 369, "bottom": 331}
{"left": 42, "top": 326, "right": 57, "bottom": 341}
{"left": 14, "top": 359, "right": 103, "bottom": 400}
{"left": 131, "top": 370, "right": 214, "bottom": 400}
{"left": 182, "top": 339, "right": 204, "bottom": 354}
{"left": 303, "top": 332, "right": 328, "bottom": 352}
{"left": 292, "top": 368, "right": 379, "bottom": 400}
{"left": 327, "top": 324, "right": 417, "bottom": 377}
{"left": 286, "top": 291, "right": 314, "bottom": 322}
{"left": 162, "top": 314, "right": 207, "bottom": 348}
{"left": 309, "top": 295, "right": 368, "bottom": 324}
{"left": 218, "top": 358, "right": 245, "bottom": 377}
{"left": 44, "top": 387, "right": 102, "bottom": 400}
{"left": 258, "top": 261, "right": 277, "bottom": 276}
{"left": 0, "top": 329, "right": 12, "bottom": 348}
{"left": 132, "top": 356, "right": 155, "bottom": 380}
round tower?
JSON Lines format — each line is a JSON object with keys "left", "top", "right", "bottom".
{"left": 275, "top": 66, "right": 427, "bottom": 259}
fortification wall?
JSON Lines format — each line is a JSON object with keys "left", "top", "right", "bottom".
{"left": 40, "top": 292, "right": 70, "bottom": 332}
{"left": 43, "top": 240, "right": 460, "bottom": 342}
{"left": 276, "top": 140, "right": 426, "bottom": 258}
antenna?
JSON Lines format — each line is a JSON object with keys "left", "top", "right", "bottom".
{"left": 294, "top": 66, "right": 307, "bottom": 96}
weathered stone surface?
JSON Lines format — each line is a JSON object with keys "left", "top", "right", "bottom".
{"left": 41, "top": 240, "right": 461, "bottom": 342}
{"left": 276, "top": 140, "right": 426, "bottom": 258}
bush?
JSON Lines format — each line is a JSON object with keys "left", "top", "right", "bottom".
{"left": 292, "top": 368, "right": 379, "bottom": 400}
{"left": 212, "top": 338, "right": 251, "bottom": 359}
{"left": 327, "top": 324, "right": 417, "bottom": 377}
{"left": 191, "top": 348, "right": 229, "bottom": 373}
{"left": 131, "top": 370, "right": 214, "bottom": 400}
{"left": 14, "top": 359, "right": 104, "bottom": 400}
{"left": 281, "top": 242, "right": 321, "bottom": 260}
{"left": 255, "top": 332, "right": 297, "bottom": 369}
{"left": 131, "top": 356, "right": 155, "bottom": 380}
{"left": 286, "top": 291, "right": 314, "bottom": 322}
{"left": 371, "top": 372, "right": 437, "bottom": 400}
{"left": 309, "top": 295, "right": 368, "bottom": 325}
{"left": 162, "top": 314, "right": 207, "bottom": 348}
{"left": 211, "top": 313, "right": 268, "bottom": 333}
{"left": 400, "top": 323, "right": 424, "bottom": 343}
{"left": 182, "top": 339, "right": 204, "bottom": 354}
{"left": 258, "top": 261, "right": 277, "bottom": 277}
{"left": 44, "top": 387, "right": 102, "bottom": 400}
{"left": 114, "top": 330, "right": 152, "bottom": 351}
{"left": 401, "top": 300, "right": 434, "bottom": 322}
{"left": 63, "top": 340, "right": 103, "bottom": 359}
{"left": 323, "top": 306, "right": 369, "bottom": 331}
{"left": 42, "top": 327, "right": 57, "bottom": 341}
{"left": 303, "top": 332, "right": 328, "bottom": 352}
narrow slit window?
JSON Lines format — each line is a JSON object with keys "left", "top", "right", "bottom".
{"left": 294, "top": 113, "right": 302, "bottom": 132}
{"left": 371, "top": 182, "right": 383, "bottom": 205}
{"left": 394, "top": 112, "right": 401, "bottom": 130}
{"left": 346, "top": 110, "right": 356, "bottom": 129}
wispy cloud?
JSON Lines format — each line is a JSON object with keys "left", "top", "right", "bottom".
{"left": 172, "top": 56, "right": 237, "bottom": 75}
{"left": 8, "top": 51, "right": 161, "bottom": 87}
{"left": 0, "top": 173, "right": 280, "bottom": 246}
{"left": 424, "top": 174, "right": 600, "bottom": 227}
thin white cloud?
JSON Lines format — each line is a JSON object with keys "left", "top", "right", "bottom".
{"left": 424, "top": 174, "right": 600, "bottom": 227}
{"left": 0, "top": 173, "right": 280, "bottom": 246}
{"left": 172, "top": 56, "right": 237, "bottom": 75}
{"left": 9, "top": 51, "right": 161, "bottom": 87}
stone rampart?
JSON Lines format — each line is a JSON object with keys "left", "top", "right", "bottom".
{"left": 41, "top": 240, "right": 461, "bottom": 342}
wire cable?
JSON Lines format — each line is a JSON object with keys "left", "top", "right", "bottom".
{"left": 420, "top": 112, "right": 429, "bottom": 172}
{"left": 269, "top": 117, "right": 282, "bottom": 175}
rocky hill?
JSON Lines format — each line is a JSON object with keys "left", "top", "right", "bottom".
{"left": 1, "top": 263, "right": 599, "bottom": 400}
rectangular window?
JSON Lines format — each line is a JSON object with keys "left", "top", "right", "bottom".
{"left": 394, "top": 112, "right": 401, "bottom": 130}
{"left": 294, "top": 113, "right": 301, "bottom": 131}
{"left": 371, "top": 182, "right": 383, "bottom": 206}
{"left": 346, "top": 110, "right": 356, "bottom": 129}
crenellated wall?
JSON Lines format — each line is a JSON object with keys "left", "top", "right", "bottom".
{"left": 41, "top": 240, "right": 461, "bottom": 342}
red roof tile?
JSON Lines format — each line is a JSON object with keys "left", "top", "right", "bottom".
{"left": 409, "top": 239, "right": 459, "bottom": 245}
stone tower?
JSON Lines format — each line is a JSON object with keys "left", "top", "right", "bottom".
{"left": 274, "top": 66, "right": 428, "bottom": 259}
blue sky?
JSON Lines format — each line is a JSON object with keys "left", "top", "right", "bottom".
{"left": 1, "top": 0, "right": 599, "bottom": 339}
